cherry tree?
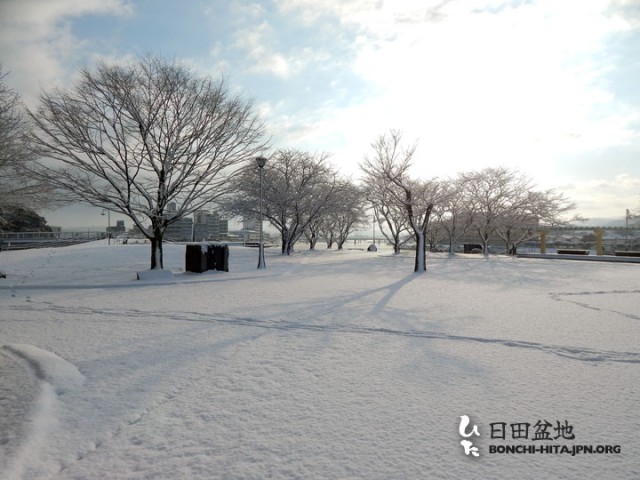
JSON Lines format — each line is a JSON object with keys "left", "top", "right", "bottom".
{"left": 225, "top": 149, "right": 338, "bottom": 255}
{"left": 27, "top": 56, "right": 268, "bottom": 269}
{"left": 323, "top": 180, "right": 367, "bottom": 250}
{"left": 362, "top": 178, "right": 409, "bottom": 254}
{"left": 431, "top": 177, "right": 474, "bottom": 254}
{"left": 460, "top": 167, "right": 578, "bottom": 254}
{"left": 361, "top": 130, "right": 440, "bottom": 272}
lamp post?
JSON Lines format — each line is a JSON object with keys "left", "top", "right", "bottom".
{"left": 256, "top": 156, "right": 267, "bottom": 269}
{"left": 368, "top": 213, "right": 377, "bottom": 252}
{"left": 626, "top": 208, "right": 631, "bottom": 251}
{"left": 372, "top": 213, "right": 376, "bottom": 245}
{"left": 101, "top": 209, "right": 111, "bottom": 245}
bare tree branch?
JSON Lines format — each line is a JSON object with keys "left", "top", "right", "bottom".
{"left": 26, "top": 55, "right": 269, "bottom": 268}
{"left": 0, "top": 66, "right": 55, "bottom": 229}
{"left": 361, "top": 130, "right": 439, "bottom": 272}
{"left": 224, "top": 149, "right": 338, "bottom": 255}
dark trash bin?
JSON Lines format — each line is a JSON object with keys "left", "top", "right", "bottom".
{"left": 186, "top": 243, "right": 229, "bottom": 273}
{"left": 185, "top": 244, "right": 208, "bottom": 273}
{"left": 207, "top": 243, "right": 229, "bottom": 272}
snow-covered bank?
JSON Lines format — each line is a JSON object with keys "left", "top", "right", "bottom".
{"left": 0, "top": 344, "right": 84, "bottom": 480}
{"left": 1, "top": 242, "right": 639, "bottom": 479}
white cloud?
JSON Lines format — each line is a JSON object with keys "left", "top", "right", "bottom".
{"left": 230, "top": 21, "right": 293, "bottom": 78}
{"left": 0, "top": 0, "right": 132, "bottom": 105}
{"left": 0, "top": 0, "right": 131, "bottom": 27}
{"left": 262, "top": 0, "right": 639, "bottom": 185}
{"left": 557, "top": 174, "right": 640, "bottom": 218}
{"left": 2, "top": 0, "right": 637, "bottom": 223}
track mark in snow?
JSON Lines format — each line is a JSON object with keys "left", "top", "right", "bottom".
{"left": 551, "top": 289, "right": 640, "bottom": 321}
{"left": 1, "top": 345, "right": 84, "bottom": 480}
{"left": 2, "top": 344, "right": 85, "bottom": 395}
{"left": 8, "top": 301, "right": 640, "bottom": 365}
{"left": 323, "top": 326, "right": 640, "bottom": 364}
{"left": 54, "top": 371, "right": 210, "bottom": 477}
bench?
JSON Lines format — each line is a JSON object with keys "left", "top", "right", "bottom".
{"left": 614, "top": 251, "right": 640, "bottom": 257}
{"left": 556, "top": 249, "right": 590, "bottom": 255}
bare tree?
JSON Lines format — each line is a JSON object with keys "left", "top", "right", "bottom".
{"left": 304, "top": 181, "right": 365, "bottom": 251}
{"left": 225, "top": 149, "right": 337, "bottom": 255}
{"left": 432, "top": 177, "right": 474, "bottom": 254}
{"left": 361, "top": 130, "right": 438, "bottom": 272}
{"left": 27, "top": 56, "right": 268, "bottom": 269}
{"left": 458, "top": 167, "right": 523, "bottom": 255}
{"left": 495, "top": 188, "right": 578, "bottom": 254}
{"left": 304, "top": 216, "right": 324, "bottom": 250}
{"left": 324, "top": 180, "right": 367, "bottom": 250}
{"left": 362, "top": 178, "right": 409, "bottom": 254}
{"left": 461, "top": 167, "right": 579, "bottom": 254}
{"left": 0, "top": 66, "right": 53, "bottom": 229}
{"left": 425, "top": 207, "right": 448, "bottom": 252}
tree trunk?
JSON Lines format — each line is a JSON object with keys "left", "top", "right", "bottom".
{"left": 476, "top": 228, "right": 490, "bottom": 256}
{"left": 308, "top": 233, "right": 318, "bottom": 250}
{"left": 150, "top": 226, "right": 164, "bottom": 270}
{"left": 448, "top": 231, "right": 455, "bottom": 254}
{"left": 504, "top": 229, "right": 513, "bottom": 255}
{"left": 414, "top": 231, "right": 426, "bottom": 272}
{"left": 392, "top": 232, "right": 401, "bottom": 254}
{"left": 286, "top": 240, "right": 294, "bottom": 255}
{"left": 411, "top": 205, "right": 432, "bottom": 272}
{"left": 281, "top": 227, "right": 289, "bottom": 255}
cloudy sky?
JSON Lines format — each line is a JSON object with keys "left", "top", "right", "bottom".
{"left": 1, "top": 0, "right": 639, "bottom": 226}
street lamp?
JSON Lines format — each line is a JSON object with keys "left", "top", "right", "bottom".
{"left": 368, "top": 213, "right": 377, "bottom": 252}
{"left": 626, "top": 208, "right": 631, "bottom": 251}
{"left": 101, "top": 209, "right": 111, "bottom": 245}
{"left": 256, "top": 156, "right": 267, "bottom": 269}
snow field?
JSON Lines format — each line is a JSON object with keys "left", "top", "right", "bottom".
{"left": 0, "top": 242, "right": 639, "bottom": 479}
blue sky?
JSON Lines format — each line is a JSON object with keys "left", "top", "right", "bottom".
{"left": 1, "top": 0, "right": 639, "bottom": 227}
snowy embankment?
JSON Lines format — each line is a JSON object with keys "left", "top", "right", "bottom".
{"left": 1, "top": 345, "right": 84, "bottom": 480}
{"left": 0, "top": 241, "right": 639, "bottom": 479}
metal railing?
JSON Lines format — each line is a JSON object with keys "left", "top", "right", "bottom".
{"left": 0, "top": 231, "right": 106, "bottom": 251}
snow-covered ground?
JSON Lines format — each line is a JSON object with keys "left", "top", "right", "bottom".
{"left": 1, "top": 241, "right": 639, "bottom": 479}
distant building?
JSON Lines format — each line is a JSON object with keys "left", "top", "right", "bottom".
{"left": 193, "top": 211, "right": 228, "bottom": 241}
{"left": 239, "top": 217, "right": 274, "bottom": 245}
{"left": 164, "top": 217, "right": 193, "bottom": 242}
{"left": 242, "top": 218, "right": 261, "bottom": 243}
{"left": 134, "top": 204, "right": 231, "bottom": 242}
{"left": 162, "top": 210, "right": 230, "bottom": 242}
{"left": 107, "top": 220, "right": 126, "bottom": 236}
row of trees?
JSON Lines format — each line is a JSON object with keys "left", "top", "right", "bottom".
{"left": 1, "top": 56, "right": 586, "bottom": 273}
{"left": 361, "top": 130, "right": 580, "bottom": 271}
{"left": 1, "top": 56, "right": 369, "bottom": 269}
{"left": 222, "top": 150, "right": 366, "bottom": 255}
